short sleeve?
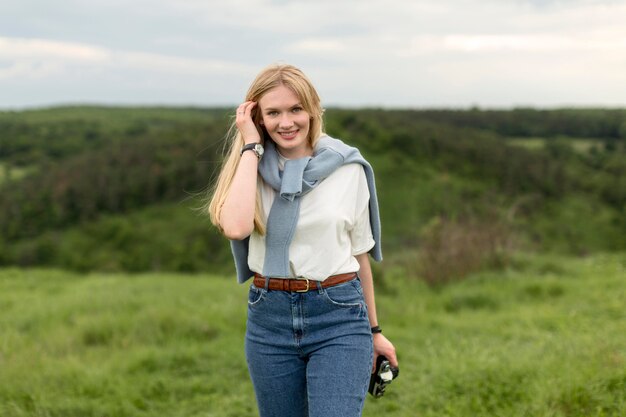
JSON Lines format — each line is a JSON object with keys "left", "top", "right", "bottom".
{"left": 350, "top": 204, "right": 375, "bottom": 255}
{"left": 349, "top": 166, "right": 375, "bottom": 255}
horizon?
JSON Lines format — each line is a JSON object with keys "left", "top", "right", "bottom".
{"left": 3, "top": 102, "right": 626, "bottom": 113}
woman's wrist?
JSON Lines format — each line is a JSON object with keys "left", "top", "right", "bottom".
{"left": 241, "top": 133, "right": 261, "bottom": 145}
{"left": 371, "top": 325, "right": 382, "bottom": 334}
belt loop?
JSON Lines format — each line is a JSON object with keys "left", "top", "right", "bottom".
{"left": 263, "top": 276, "right": 270, "bottom": 291}
{"left": 315, "top": 280, "right": 323, "bottom": 294}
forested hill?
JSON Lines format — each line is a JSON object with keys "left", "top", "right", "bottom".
{"left": 1, "top": 106, "right": 624, "bottom": 279}
{"left": 395, "top": 108, "right": 626, "bottom": 140}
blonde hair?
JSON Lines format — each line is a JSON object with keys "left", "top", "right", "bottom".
{"left": 207, "top": 64, "right": 325, "bottom": 235}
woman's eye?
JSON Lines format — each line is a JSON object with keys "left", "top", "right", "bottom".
{"left": 268, "top": 111, "right": 278, "bottom": 116}
{"left": 292, "top": 107, "right": 302, "bottom": 113}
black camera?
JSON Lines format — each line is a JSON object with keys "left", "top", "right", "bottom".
{"left": 368, "top": 355, "right": 399, "bottom": 397}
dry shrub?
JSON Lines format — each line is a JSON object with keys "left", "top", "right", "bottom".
{"left": 413, "top": 215, "right": 516, "bottom": 286}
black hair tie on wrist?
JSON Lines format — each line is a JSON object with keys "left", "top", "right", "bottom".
{"left": 371, "top": 326, "right": 382, "bottom": 334}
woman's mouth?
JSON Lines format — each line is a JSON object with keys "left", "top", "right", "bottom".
{"left": 278, "top": 130, "right": 298, "bottom": 140}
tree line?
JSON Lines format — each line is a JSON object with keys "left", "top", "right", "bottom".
{"left": 0, "top": 106, "right": 624, "bottom": 273}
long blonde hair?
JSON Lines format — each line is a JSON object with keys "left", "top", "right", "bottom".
{"left": 207, "top": 64, "right": 325, "bottom": 235}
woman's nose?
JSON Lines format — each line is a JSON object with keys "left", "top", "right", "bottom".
{"left": 279, "top": 114, "right": 294, "bottom": 128}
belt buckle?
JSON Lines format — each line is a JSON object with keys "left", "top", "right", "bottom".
{"left": 295, "top": 277, "right": 310, "bottom": 293}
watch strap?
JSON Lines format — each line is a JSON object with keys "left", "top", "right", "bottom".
{"left": 241, "top": 143, "right": 261, "bottom": 158}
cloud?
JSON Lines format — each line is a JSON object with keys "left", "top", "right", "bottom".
{"left": 0, "top": 37, "right": 109, "bottom": 61}
{"left": 278, "top": 0, "right": 626, "bottom": 62}
{"left": 116, "top": 52, "right": 253, "bottom": 76}
{"left": 1, "top": 0, "right": 626, "bottom": 107}
{"left": 0, "top": 36, "right": 254, "bottom": 81}
{"left": 442, "top": 31, "right": 626, "bottom": 52}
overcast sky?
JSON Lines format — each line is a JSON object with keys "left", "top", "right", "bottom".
{"left": 2, "top": 0, "right": 625, "bottom": 109}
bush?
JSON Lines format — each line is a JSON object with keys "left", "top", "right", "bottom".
{"left": 410, "top": 214, "right": 516, "bottom": 285}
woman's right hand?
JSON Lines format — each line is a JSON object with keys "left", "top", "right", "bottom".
{"left": 236, "top": 101, "right": 261, "bottom": 144}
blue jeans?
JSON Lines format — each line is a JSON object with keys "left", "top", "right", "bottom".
{"left": 245, "top": 276, "right": 374, "bottom": 417}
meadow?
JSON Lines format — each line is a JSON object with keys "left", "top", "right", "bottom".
{"left": 1, "top": 252, "right": 624, "bottom": 417}
{"left": 1, "top": 106, "right": 624, "bottom": 416}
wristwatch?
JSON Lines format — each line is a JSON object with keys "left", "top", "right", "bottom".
{"left": 240, "top": 142, "right": 264, "bottom": 159}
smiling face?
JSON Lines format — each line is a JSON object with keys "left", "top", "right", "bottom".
{"left": 259, "top": 84, "right": 312, "bottom": 159}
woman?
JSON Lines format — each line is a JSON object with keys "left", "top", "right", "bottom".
{"left": 208, "top": 63, "right": 397, "bottom": 417}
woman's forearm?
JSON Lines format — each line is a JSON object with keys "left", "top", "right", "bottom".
{"left": 355, "top": 253, "right": 378, "bottom": 327}
{"left": 356, "top": 252, "right": 398, "bottom": 369}
{"left": 219, "top": 152, "right": 259, "bottom": 240}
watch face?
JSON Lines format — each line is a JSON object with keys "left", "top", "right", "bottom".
{"left": 254, "top": 144, "right": 265, "bottom": 157}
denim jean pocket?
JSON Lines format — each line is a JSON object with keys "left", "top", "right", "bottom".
{"left": 248, "top": 285, "right": 266, "bottom": 307}
{"left": 322, "top": 280, "right": 363, "bottom": 309}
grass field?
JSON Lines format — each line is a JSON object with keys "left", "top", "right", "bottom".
{"left": 506, "top": 137, "right": 602, "bottom": 153}
{"left": 0, "top": 253, "right": 624, "bottom": 417}
{"left": 0, "top": 163, "right": 33, "bottom": 185}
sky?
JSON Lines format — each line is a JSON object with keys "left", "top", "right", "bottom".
{"left": 1, "top": 0, "right": 626, "bottom": 109}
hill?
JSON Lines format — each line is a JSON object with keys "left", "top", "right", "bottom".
{"left": 0, "top": 106, "right": 624, "bottom": 280}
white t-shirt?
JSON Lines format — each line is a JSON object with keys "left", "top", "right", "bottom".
{"left": 248, "top": 155, "right": 375, "bottom": 282}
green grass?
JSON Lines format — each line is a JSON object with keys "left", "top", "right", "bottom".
{"left": 506, "top": 137, "right": 602, "bottom": 153}
{"left": 0, "top": 163, "right": 34, "bottom": 185}
{"left": 0, "top": 253, "right": 624, "bottom": 416}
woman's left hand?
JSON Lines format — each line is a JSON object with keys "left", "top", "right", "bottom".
{"left": 372, "top": 333, "right": 398, "bottom": 373}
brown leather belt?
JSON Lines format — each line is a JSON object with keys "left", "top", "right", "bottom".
{"left": 253, "top": 272, "right": 357, "bottom": 293}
